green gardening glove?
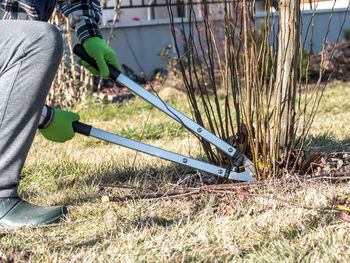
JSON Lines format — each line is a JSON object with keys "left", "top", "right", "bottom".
{"left": 39, "top": 109, "right": 80, "bottom": 143}
{"left": 77, "top": 37, "right": 120, "bottom": 78}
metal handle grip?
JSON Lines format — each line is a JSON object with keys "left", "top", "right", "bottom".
{"left": 73, "top": 44, "right": 121, "bottom": 81}
{"left": 73, "top": 121, "right": 92, "bottom": 136}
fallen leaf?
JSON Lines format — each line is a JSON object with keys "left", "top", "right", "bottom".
{"left": 142, "top": 227, "right": 153, "bottom": 233}
{"left": 235, "top": 187, "right": 249, "bottom": 201}
{"left": 315, "top": 166, "right": 323, "bottom": 176}
{"left": 190, "top": 194, "right": 201, "bottom": 200}
{"left": 224, "top": 204, "right": 234, "bottom": 215}
{"left": 344, "top": 153, "right": 350, "bottom": 162}
{"left": 301, "top": 152, "right": 326, "bottom": 174}
{"left": 340, "top": 211, "right": 350, "bottom": 222}
{"left": 65, "top": 179, "right": 75, "bottom": 188}
{"left": 337, "top": 159, "right": 344, "bottom": 170}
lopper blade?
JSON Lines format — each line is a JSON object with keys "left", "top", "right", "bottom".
{"left": 228, "top": 155, "right": 255, "bottom": 181}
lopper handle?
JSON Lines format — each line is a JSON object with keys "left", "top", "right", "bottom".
{"left": 73, "top": 44, "right": 121, "bottom": 81}
{"left": 72, "top": 121, "right": 92, "bottom": 136}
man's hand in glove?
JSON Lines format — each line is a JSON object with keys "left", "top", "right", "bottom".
{"left": 77, "top": 37, "right": 120, "bottom": 78}
{"left": 39, "top": 109, "right": 80, "bottom": 143}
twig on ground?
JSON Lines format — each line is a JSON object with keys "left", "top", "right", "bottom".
{"left": 100, "top": 172, "right": 350, "bottom": 212}
{"left": 187, "top": 173, "right": 350, "bottom": 191}
{"left": 105, "top": 189, "right": 200, "bottom": 202}
{"left": 305, "top": 175, "right": 350, "bottom": 182}
{"left": 104, "top": 182, "right": 345, "bottom": 212}
{"left": 141, "top": 191, "right": 200, "bottom": 201}
{"left": 202, "top": 189, "right": 341, "bottom": 211}
{"left": 99, "top": 183, "right": 138, "bottom": 189}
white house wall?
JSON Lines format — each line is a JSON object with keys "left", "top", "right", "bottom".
{"left": 99, "top": 19, "right": 190, "bottom": 77}
{"left": 102, "top": 0, "right": 198, "bottom": 23}
{"left": 97, "top": 7, "right": 349, "bottom": 78}
{"left": 301, "top": 0, "right": 349, "bottom": 10}
{"left": 255, "top": 7, "right": 350, "bottom": 53}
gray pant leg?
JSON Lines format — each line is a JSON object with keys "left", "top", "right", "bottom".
{"left": 0, "top": 20, "right": 63, "bottom": 198}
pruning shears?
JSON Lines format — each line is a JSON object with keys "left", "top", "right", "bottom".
{"left": 72, "top": 45, "right": 255, "bottom": 182}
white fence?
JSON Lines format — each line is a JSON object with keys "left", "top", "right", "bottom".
{"left": 99, "top": 7, "right": 350, "bottom": 77}
{"left": 256, "top": 7, "right": 350, "bottom": 53}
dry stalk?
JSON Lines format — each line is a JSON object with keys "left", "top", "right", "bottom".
{"left": 47, "top": 10, "right": 95, "bottom": 107}
{"left": 103, "top": 184, "right": 343, "bottom": 213}
{"left": 167, "top": 0, "right": 347, "bottom": 180}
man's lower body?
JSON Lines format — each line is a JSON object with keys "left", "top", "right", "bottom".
{"left": 0, "top": 20, "right": 66, "bottom": 229}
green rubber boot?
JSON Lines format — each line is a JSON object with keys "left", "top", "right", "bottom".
{"left": 0, "top": 198, "right": 67, "bottom": 229}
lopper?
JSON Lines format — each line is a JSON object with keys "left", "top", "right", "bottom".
{"left": 72, "top": 45, "right": 255, "bottom": 182}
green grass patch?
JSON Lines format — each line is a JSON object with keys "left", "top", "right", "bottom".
{"left": 1, "top": 81, "right": 350, "bottom": 262}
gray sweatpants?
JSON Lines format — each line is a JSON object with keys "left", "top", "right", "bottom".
{"left": 0, "top": 20, "right": 63, "bottom": 198}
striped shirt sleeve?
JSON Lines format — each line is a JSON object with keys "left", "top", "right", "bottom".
{"left": 57, "top": 0, "right": 102, "bottom": 42}
{"left": 0, "top": 1, "right": 40, "bottom": 20}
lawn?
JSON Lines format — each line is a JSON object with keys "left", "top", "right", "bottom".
{"left": 1, "top": 81, "right": 350, "bottom": 262}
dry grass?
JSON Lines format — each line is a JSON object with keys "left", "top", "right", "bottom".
{"left": 1, "top": 81, "right": 350, "bottom": 262}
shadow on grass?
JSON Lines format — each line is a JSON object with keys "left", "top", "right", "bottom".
{"left": 69, "top": 237, "right": 103, "bottom": 249}
{"left": 246, "top": 210, "right": 338, "bottom": 259}
{"left": 55, "top": 162, "right": 196, "bottom": 205}
{"left": 0, "top": 232, "right": 9, "bottom": 238}
{"left": 279, "top": 210, "right": 337, "bottom": 241}
{"left": 55, "top": 236, "right": 104, "bottom": 250}
{"left": 79, "top": 163, "right": 192, "bottom": 188}
{"left": 304, "top": 133, "right": 350, "bottom": 153}
{"left": 135, "top": 216, "right": 177, "bottom": 228}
